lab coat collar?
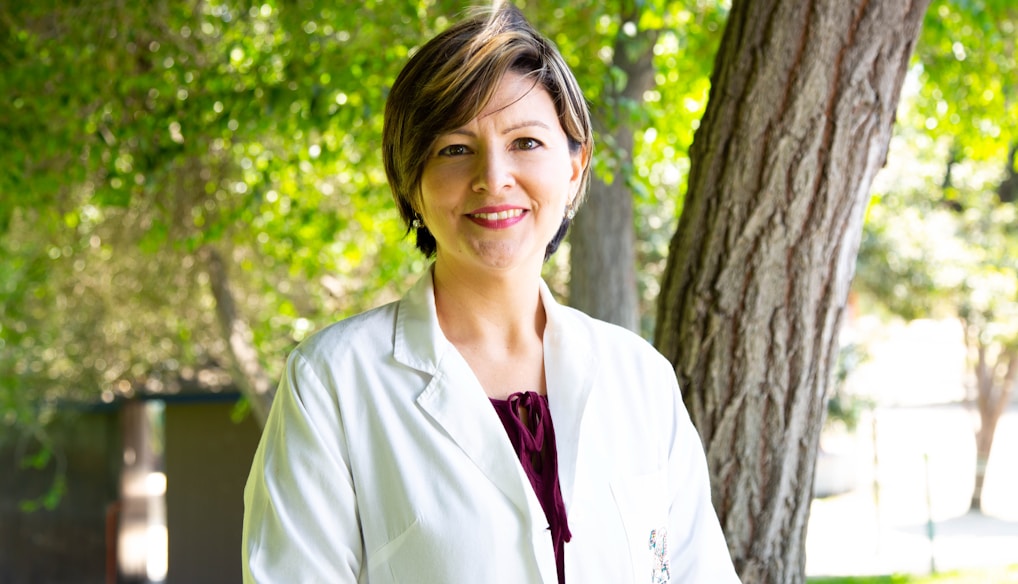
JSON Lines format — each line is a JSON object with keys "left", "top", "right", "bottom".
{"left": 392, "top": 266, "right": 449, "bottom": 375}
{"left": 392, "top": 266, "right": 599, "bottom": 394}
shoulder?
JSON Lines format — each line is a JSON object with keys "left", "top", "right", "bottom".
{"left": 291, "top": 300, "right": 400, "bottom": 367}
{"left": 553, "top": 302, "right": 670, "bottom": 370}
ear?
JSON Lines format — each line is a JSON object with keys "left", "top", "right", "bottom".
{"left": 568, "top": 145, "right": 590, "bottom": 203}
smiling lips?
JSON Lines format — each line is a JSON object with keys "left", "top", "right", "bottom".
{"left": 467, "top": 208, "right": 527, "bottom": 229}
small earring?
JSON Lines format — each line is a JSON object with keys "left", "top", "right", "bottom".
{"left": 565, "top": 205, "right": 576, "bottom": 220}
{"left": 411, "top": 216, "right": 424, "bottom": 229}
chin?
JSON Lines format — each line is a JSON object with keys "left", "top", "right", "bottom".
{"left": 467, "top": 240, "right": 537, "bottom": 271}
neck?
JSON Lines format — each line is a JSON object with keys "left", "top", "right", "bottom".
{"left": 431, "top": 260, "right": 546, "bottom": 349}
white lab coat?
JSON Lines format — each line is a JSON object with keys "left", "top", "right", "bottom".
{"left": 243, "top": 269, "right": 740, "bottom": 583}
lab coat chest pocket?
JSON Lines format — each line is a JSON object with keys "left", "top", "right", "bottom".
{"left": 611, "top": 470, "right": 671, "bottom": 584}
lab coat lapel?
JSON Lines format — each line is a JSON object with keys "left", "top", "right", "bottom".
{"left": 540, "top": 281, "right": 597, "bottom": 512}
{"left": 416, "top": 354, "right": 541, "bottom": 518}
{"left": 393, "top": 270, "right": 546, "bottom": 530}
{"left": 417, "top": 361, "right": 557, "bottom": 583}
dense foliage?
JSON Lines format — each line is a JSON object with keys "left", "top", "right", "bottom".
{"left": 2, "top": 0, "right": 437, "bottom": 430}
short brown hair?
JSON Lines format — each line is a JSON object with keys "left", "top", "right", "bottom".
{"left": 382, "top": 3, "right": 593, "bottom": 257}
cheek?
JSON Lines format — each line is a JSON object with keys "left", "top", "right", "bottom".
{"left": 418, "top": 177, "right": 446, "bottom": 213}
{"left": 531, "top": 166, "right": 575, "bottom": 205}
{"left": 421, "top": 167, "right": 463, "bottom": 205}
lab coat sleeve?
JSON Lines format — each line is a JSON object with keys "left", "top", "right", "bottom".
{"left": 243, "top": 349, "right": 363, "bottom": 583}
{"left": 663, "top": 368, "right": 742, "bottom": 583}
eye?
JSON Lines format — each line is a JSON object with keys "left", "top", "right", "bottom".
{"left": 513, "top": 137, "right": 543, "bottom": 151}
{"left": 437, "top": 144, "right": 471, "bottom": 157}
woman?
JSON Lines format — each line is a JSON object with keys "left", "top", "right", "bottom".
{"left": 243, "top": 4, "right": 740, "bottom": 583}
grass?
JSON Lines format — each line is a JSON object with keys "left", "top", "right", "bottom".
{"left": 808, "top": 565, "right": 1018, "bottom": 583}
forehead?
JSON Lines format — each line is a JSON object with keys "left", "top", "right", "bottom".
{"left": 471, "top": 71, "right": 558, "bottom": 126}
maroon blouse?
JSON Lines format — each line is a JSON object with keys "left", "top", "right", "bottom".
{"left": 490, "top": 391, "right": 571, "bottom": 584}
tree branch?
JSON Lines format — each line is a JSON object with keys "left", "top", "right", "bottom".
{"left": 201, "top": 246, "right": 274, "bottom": 427}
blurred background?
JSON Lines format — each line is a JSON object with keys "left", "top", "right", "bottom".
{"left": 1, "top": 1, "right": 1015, "bottom": 582}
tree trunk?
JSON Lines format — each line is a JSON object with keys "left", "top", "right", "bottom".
{"left": 654, "top": 1, "right": 929, "bottom": 582}
{"left": 203, "top": 246, "right": 275, "bottom": 427}
{"left": 570, "top": 175, "right": 640, "bottom": 331}
{"left": 568, "top": 7, "right": 657, "bottom": 332}
{"left": 968, "top": 335, "right": 1017, "bottom": 513}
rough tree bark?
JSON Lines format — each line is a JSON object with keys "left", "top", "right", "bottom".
{"left": 569, "top": 7, "right": 657, "bottom": 332}
{"left": 203, "top": 246, "right": 275, "bottom": 427}
{"left": 654, "top": 1, "right": 929, "bottom": 582}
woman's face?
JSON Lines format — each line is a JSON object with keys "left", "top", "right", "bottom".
{"left": 419, "top": 71, "right": 585, "bottom": 278}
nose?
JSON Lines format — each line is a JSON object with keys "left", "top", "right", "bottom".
{"left": 472, "top": 149, "right": 514, "bottom": 194}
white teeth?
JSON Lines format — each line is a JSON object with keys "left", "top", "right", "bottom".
{"left": 472, "top": 209, "right": 524, "bottom": 220}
